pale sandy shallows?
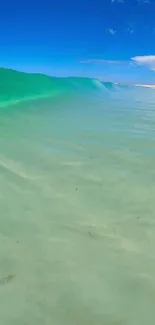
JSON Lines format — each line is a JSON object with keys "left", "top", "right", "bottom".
{"left": 0, "top": 89, "right": 155, "bottom": 325}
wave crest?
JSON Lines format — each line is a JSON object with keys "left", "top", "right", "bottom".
{"left": 0, "top": 68, "right": 128, "bottom": 106}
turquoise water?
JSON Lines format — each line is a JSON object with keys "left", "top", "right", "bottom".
{"left": 0, "top": 69, "right": 155, "bottom": 324}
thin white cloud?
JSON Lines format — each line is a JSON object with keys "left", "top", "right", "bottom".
{"left": 131, "top": 55, "right": 155, "bottom": 70}
{"left": 127, "top": 28, "right": 134, "bottom": 34}
{"left": 80, "top": 59, "right": 115, "bottom": 64}
{"left": 108, "top": 28, "right": 116, "bottom": 35}
{"left": 125, "top": 22, "right": 135, "bottom": 34}
{"left": 137, "top": 0, "right": 151, "bottom": 4}
{"left": 80, "top": 59, "right": 106, "bottom": 64}
{"left": 111, "top": 0, "right": 124, "bottom": 3}
{"left": 80, "top": 55, "right": 155, "bottom": 72}
{"left": 80, "top": 59, "right": 130, "bottom": 65}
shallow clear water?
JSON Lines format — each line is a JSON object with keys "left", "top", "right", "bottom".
{"left": 0, "top": 87, "right": 155, "bottom": 324}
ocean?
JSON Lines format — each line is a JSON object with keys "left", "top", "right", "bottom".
{"left": 0, "top": 68, "right": 155, "bottom": 324}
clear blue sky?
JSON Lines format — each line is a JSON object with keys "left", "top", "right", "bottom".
{"left": 1, "top": 0, "right": 155, "bottom": 83}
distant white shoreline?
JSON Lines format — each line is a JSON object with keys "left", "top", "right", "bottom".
{"left": 135, "top": 84, "right": 155, "bottom": 89}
